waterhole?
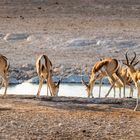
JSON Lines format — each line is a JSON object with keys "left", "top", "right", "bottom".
{"left": 0, "top": 83, "right": 137, "bottom": 98}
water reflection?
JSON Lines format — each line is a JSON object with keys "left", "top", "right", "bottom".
{"left": 0, "top": 83, "right": 137, "bottom": 98}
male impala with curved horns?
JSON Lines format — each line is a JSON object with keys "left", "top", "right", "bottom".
{"left": 0, "top": 54, "right": 9, "bottom": 96}
{"left": 82, "top": 58, "right": 125, "bottom": 98}
{"left": 123, "top": 52, "right": 140, "bottom": 111}
{"left": 36, "top": 54, "right": 61, "bottom": 97}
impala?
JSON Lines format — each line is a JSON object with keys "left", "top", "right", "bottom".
{"left": 82, "top": 58, "right": 125, "bottom": 98}
{"left": 36, "top": 54, "right": 61, "bottom": 97}
{"left": 0, "top": 54, "right": 9, "bottom": 96}
{"left": 123, "top": 52, "right": 140, "bottom": 111}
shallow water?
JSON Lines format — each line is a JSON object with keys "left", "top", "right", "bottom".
{"left": 0, "top": 83, "right": 137, "bottom": 98}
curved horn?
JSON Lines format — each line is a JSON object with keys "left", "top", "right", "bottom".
{"left": 81, "top": 77, "right": 88, "bottom": 87}
{"left": 133, "top": 60, "right": 139, "bottom": 66}
{"left": 125, "top": 52, "right": 129, "bottom": 65}
{"left": 130, "top": 52, "right": 137, "bottom": 64}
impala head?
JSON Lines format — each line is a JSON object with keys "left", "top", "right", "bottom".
{"left": 81, "top": 77, "right": 91, "bottom": 97}
{"left": 53, "top": 79, "right": 61, "bottom": 96}
{"left": 53, "top": 76, "right": 64, "bottom": 96}
{"left": 81, "top": 76, "right": 97, "bottom": 97}
{"left": 123, "top": 52, "right": 139, "bottom": 71}
{"left": 47, "top": 72, "right": 62, "bottom": 96}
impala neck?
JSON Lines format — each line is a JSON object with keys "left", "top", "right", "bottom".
{"left": 128, "top": 66, "right": 136, "bottom": 75}
{"left": 127, "top": 66, "right": 139, "bottom": 83}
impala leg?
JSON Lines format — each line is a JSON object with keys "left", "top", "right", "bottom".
{"left": 45, "top": 79, "right": 49, "bottom": 96}
{"left": 129, "top": 85, "right": 133, "bottom": 98}
{"left": 50, "top": 90, "right": 53, "bottom": 96}
{"left": 116, "top": 72, "right": 125, "bottom": 98}
{"left": 113, "top": 86, "right": 116, "bottom": 98}
{"left": 105, "top": 70, "right": 116, "bottom": 98}
{"left": 37, "top": 78, "right": 44, "bottom": 97}
{"left": 134, "top": 95, "right": 139, "bottom": 111}
{"left": 1, "top": 73, "right": 8, "bottom": 97}
{"left": 119, "top": 87, "right": 121, "bottom": 98}
{"left": 105, "top": 82, "right": 115, "bottom": 98}
{"left": 3, "top": 78, "right": 8, "bottom": 97}
{"left": 134, "top": 82, "right": 140, "bottom": 111}
{"left": 47, "top": 82, "right": 49, "bottom": 96}
{"left": 0, "top": 78, "right": 3, "bottom": 89}
{"left": 99, "top": 78, "right": 103, "bottom": 98}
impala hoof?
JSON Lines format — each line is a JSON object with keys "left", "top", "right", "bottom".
{"left": 2, "top": 94, "right": 6, "bottom": 98}
{"left": 36, "top": 94, "right": 40, "bottom": 98}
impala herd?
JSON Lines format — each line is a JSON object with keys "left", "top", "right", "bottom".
{"left": 0, "top": 52, "right": 140, "bottom": 111}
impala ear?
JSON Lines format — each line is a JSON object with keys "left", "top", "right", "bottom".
{"left": 122, "top": 59, "right": 127, "bottom": 66}
{"left": 56, "top": 80, "right": 61, "bottom": 87}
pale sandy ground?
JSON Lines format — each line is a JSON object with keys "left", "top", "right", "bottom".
{"left": 0, "top": 0, "right": 140, "bottom": 81}
{"left": 0, "top": 0, "right": 140, "bottom": 139}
